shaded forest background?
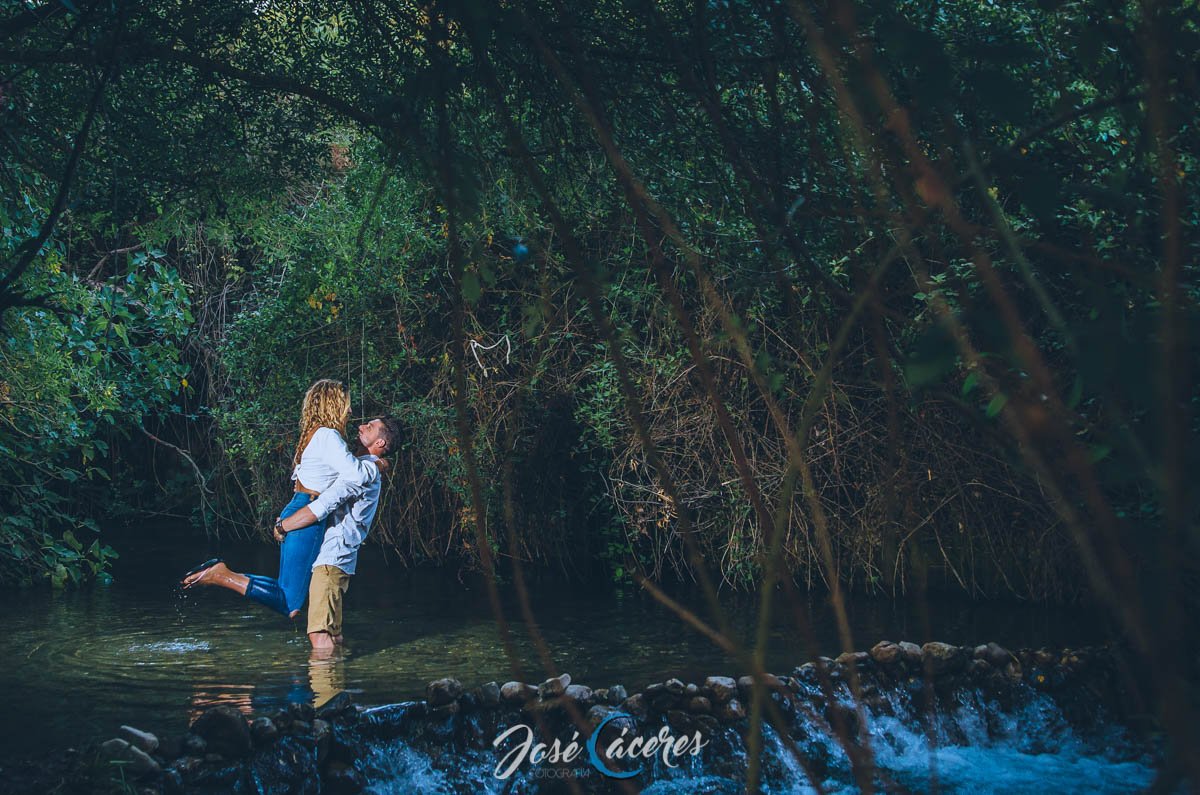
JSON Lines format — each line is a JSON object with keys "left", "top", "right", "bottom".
{"left": 1, "top": 0, "right": 1196, "bottom": 612}
{"left": 6, "top": 0, "right": 1200, "bottom": 780}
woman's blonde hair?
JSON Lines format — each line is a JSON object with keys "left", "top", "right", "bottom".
{"left": 294, "top": 379, "right": 352, "bottom": 465}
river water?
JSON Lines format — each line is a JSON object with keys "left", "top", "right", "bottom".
{"left": 1, "top": 529, "right": 1159, "bottom": 791}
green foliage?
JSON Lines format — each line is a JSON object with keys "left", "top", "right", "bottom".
{"left": 0, "top": 0, "right": 1194, "bottom": 600}
{"left": 0, "top": 176, "right": 190, "bottom": 585}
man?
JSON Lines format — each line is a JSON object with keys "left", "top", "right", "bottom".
{"left": 184, "top": 416, "right": 398, "bottom": 649}
{"left": 283, "top": 415, "right": 400, "bottom": 650}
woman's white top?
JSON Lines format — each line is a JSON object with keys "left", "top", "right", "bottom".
{"left": 291, "top": 427, "right": 379, "bottom": 521}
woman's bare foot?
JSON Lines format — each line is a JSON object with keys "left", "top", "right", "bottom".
{"left": 181, "top": 561, "right": 250, "bottom": 595}
{"left": 182, "top": 560, "right": 226, "bottom": 588}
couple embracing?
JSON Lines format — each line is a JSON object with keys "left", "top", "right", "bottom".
{"left": 182, "top": 379, "right": 399, "bottom": 651}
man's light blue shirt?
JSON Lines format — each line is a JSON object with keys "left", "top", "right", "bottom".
{"left": 312, "top": 453, "right": 382, "bottom": 576}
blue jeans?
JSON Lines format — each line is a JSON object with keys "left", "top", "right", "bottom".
{"left": 244, "top": 492, "right": 326, "bottom": 616}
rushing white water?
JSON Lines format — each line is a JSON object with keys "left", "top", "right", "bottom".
{"left": 354, "top": 683, "right": 1158, "bottom": 794}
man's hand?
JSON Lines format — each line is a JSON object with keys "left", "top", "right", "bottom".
{"left": 275, "top": 505, "right": 320, "bottom": 542}
{"left": 375, "top": 457, "right": 390, "bottom": 475}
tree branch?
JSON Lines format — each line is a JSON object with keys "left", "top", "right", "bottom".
{"left": 0, "top": 4, "right": 65, "bottom": 45}
{"left": 0, "top": 60, "right": 111, "bottom": 309}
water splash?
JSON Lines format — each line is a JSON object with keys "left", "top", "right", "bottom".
{"left": 128, "top": 639, "right": 212, "bottom": 654}
{"left": 354, "top": 680, "right": 1157, "bottom": 794}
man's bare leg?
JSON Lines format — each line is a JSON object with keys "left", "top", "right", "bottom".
{"left": 309, "top": 631, "right": 336, "bottom": 651}
{"left": 181, "top": 561, "right": 250, "bottom": 595}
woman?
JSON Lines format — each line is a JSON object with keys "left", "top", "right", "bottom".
{"left": 181, "top": 379, "right": 383, "bottom": 618}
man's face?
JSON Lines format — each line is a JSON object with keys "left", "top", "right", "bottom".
{"left": 357, "top": 418, "right": 389, "bottom": 455}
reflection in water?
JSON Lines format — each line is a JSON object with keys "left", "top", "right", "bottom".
{"left": 308, "top": 647, "right": 346, "bottom": 709}
{"left": 2, "top": 536, "right": 1122, "bottom": 763}
{"left": 185, "top": 653, "right": 348, "bottom": 722}
{"left": 187, "top": 685, "right": 254, "bottom": 724}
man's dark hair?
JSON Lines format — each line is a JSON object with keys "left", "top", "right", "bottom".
{"left": 377, "top": 416, "right": 403, "bottom": 453}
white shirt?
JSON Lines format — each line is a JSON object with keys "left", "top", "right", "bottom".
{"left": 291, "top": 427, "right": 379, "bottom": 521}
{"left": 312, "top": 453, "right": 382, "bottom": 575}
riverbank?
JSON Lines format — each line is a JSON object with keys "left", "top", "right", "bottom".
{"left": 2, "top": 640, "right": 1161, "bottom": 794}
{"left": 2, "top": 533, "right": 1127, "bottom": 768}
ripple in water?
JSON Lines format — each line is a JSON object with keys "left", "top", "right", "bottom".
{"left": 128, "top": 639, "right": 212, "bottom": 654}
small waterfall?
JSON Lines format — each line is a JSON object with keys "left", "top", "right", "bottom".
{"left": 345, "top": 644, "right": 1158, "bottom": 794}
{"left": 103, "top": 641, "right": 1163, "bottom": 793}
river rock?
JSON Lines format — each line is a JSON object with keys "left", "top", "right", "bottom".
{"left": 127, "top": 744, "right": 162, "bottom": 777}
{"left": 587, "top": 705, "right": 636, "bottom": 736}
{"left": 161, "top": 767, "right": 184, "bottom": 794}
{"left": 173, "top": 755, "right": 204, "bottom": 780}
{"left": 836, "top": 651, "right": 870, "bottom": 668}
{"left": 287, "top": 702, "right": 316, "bottom": 722}
{"left": 426, "top": 677, "right": 463, "bottom": 707}
{"left": 792, "top": 663, "right": 819, "bottom": 683}
{"left": 190, "top": 705, "right": 252, "bottom": 758}
{"left": 664, "top": 678, "right": 685, "bottom": 696}
{"left": 324, "top": 759, "right": 367, "bottom": 794}
{"left": 564, "top": 684, "right": 594, "bottom": 705}
{"left": 619, "top": 693, "right": 648, "bottom": 719}
{"left": 922, "top": 642, "right": 967, "bottom": 676}
{"left": 500, "top": 681, "right": 537, "bottom": 704}
{"left": 607, "top": 685, "right": 627, "bottom": 704}
{"left": 195, "top": 758, "right": 242, "bottom": 787}
{"left": 688, "top": 696, "right": 712, "bottom": 714}
{"left": 897, "top": 641, "right": 923, "bottom": 665}
{"left": 870, "top": 641, "right": 901, "bottom": 665}
{"left": 538, "top": 673, "right": 570, "bottom": 698}
{"left": 158, "top": 734, "right": 183, "bottom": 760}
{"left": 317, "top": 692, "right": 357, "bottom": 720}
{"left": 716, "top": 697, "right": 745, "bottom": 722}
{"left": 99, "top": 737, "right": 130, "bottom": 759}
{"left": 313, "top": 719, "right": 331, "bottom": 764}
{"left": 100, "top": 738, "right": 161, "bottom": 778}
{"left": 479, "top": 681, "right": 501, "bottom": 707}
{"left": 666, "top": 709, "right": 696, "bottom": 734}
{"left": 327, "top": 725, "right": 361, "bottom": 766}
{"left": 737, "top": 673, "right": 784, "bottom": 701}
{"left": 248, "top": 735, "right": 318, "bottom": 793}
{"left": 974, "top": 642, "right": 1012, "bottom": 669}
{"left": 118, "top": 725, "right": 159, "bottom": 755}
{"left": 181, "top": 733, "right": 207, "bottom": 756}
{"left": 705, "top": 675, "right": 737, "bottom": 703}
{"left": 587, "top": 704, "right": 612, "bottom": 727}
{"left": 249, "top": 716, "right": 278, "bottom": 746}
{"left": 644, "top": 682, "right": 677, "bottom": 712}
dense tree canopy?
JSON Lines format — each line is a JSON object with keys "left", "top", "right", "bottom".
{"left": 1, "top": 0, "right": 1198, "bottom": 764}
{"left": 3, "top": 0, "right": 1198, "bottom": 782}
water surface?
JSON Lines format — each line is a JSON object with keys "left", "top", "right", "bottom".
{"left": 2, "top": 527, "right": 1121, "bottom": 766}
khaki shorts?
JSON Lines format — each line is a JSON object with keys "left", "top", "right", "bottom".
{"left": 307, "top": 564, "right": 350, "bottom": 636}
